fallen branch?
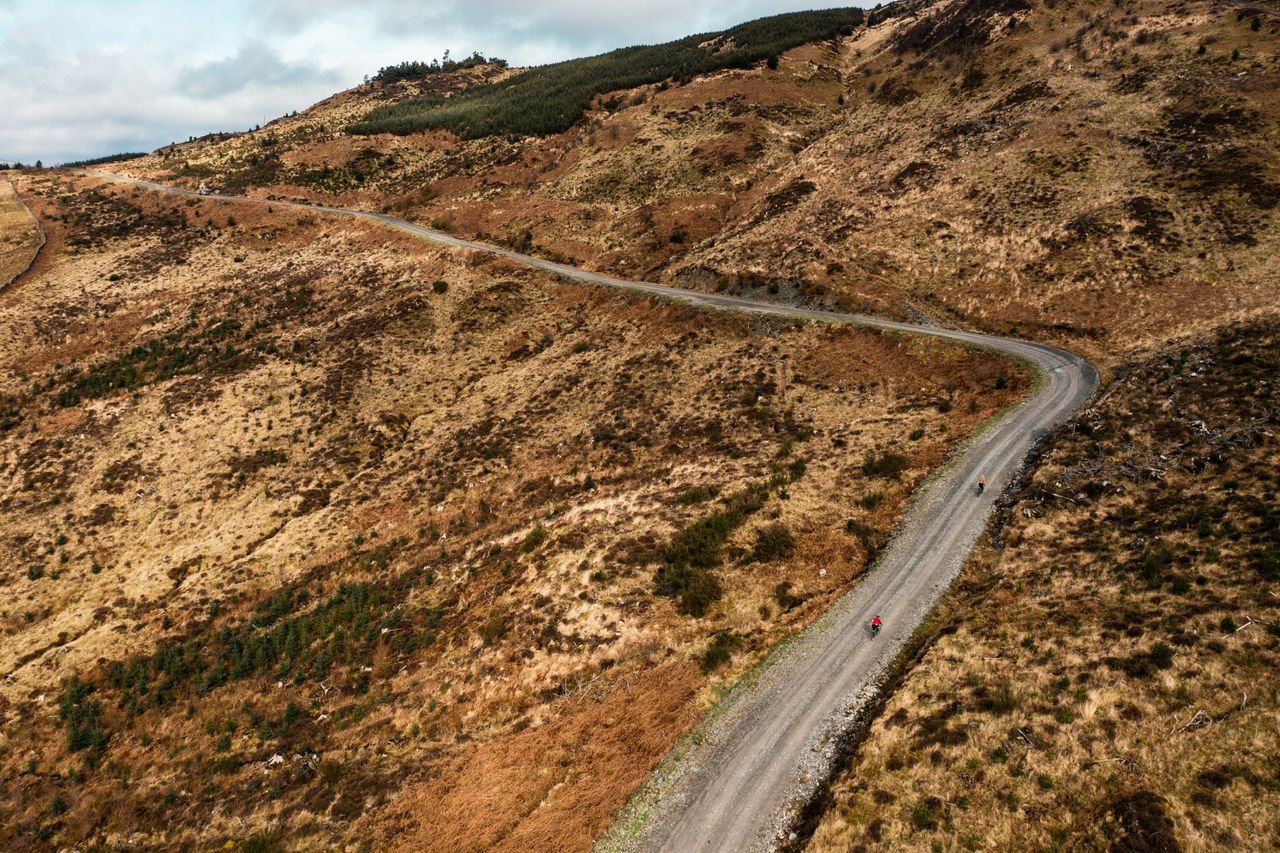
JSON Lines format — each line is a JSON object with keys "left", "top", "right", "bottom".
{"left": 1172, "top": 709, "right": 1211, "bottom": 734}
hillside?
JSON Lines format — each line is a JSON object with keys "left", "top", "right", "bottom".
{"left": 808, "top": 318, "right": 1280, "bottom": 851}
{"left": 109, "top": 0, "right": 1279, "bottom": 360}
{"left": 0, "top": 171, "right": 1022, "bottom": 850}
{"left": 0, "top": 178, "right": 43, "bottom": 289}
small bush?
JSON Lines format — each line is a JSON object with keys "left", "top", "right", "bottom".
{"left": 1219, "top": 615, "right": 1237, "bottom": 633}
{"left": 700, "top": 632, "right": 738, "bottom": 672}
{"left": 910, "top": 798, "right": 939, "bottom": 831}
{"left": 50, "top": 793, "right": 68, "bottom": 816}
{"left": 1138, "top": 547, "right": 1173, "bottom": 588}
{"left": 521, "top": 525, "right": 547, "bottom": 553}
{"left": 862, "top": 452, "right": 910, "bottom": 479}
{"left": 751, "top": 523, "right": 794, "bottom": 562}
{"left": 989, "top": 680, "right": 1018, "bottom": 715}
{"left": 1150, "top": 642, "right": 1174, "bottom": 669}
{"left": 675, "top": 485, "right": 718, "bottom": 505}
{"left": 1252, "top": 546, "right": 1279, "bottom": 578}
{"left": 909, "top": 428, "right": 925, "bottom": 441}
{"left": 861, "top": 491, "right": 884, "bottom": 510}
{"left": 773, "top": 580, "right": 803, "bottom": 611}
{"left": 479, "top": 616, "right": 508, "bottom": 645}
{"left": 431, "top": 280, "right": 448, "bottom": 294}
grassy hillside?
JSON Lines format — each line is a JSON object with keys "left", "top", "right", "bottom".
{"left": 0, "top": 172, "right": 1023, "bottom": 851}
{"left": 27, "top": 2, "right": 1280, "bottom": 847}
{"left": 808, "top": 318, "right": 1280, "bottom": 850}
{"left": 349, "top": 8, "right": 866, "bottom": 137}
{"left": 0, "top": 178, "right": 43, "bottom": 289}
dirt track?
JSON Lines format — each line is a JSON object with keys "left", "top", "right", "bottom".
{"left": 77, "top": 170, "right": 1098, "bottom": 852}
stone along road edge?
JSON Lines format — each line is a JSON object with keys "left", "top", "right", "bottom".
{"left": 75, "top": 171, "right": 1099, "bottom": 851}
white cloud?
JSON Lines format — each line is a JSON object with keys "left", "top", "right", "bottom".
{"left": 178, "top": 42, "right": 341, "bottom": 98}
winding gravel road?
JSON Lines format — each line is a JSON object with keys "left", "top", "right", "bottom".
{"left": 81, "top": 170, "right": 1098, "bottom": 852}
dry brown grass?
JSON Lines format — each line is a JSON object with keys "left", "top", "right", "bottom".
{"left": 808, "top": 318, "right": 1280, "bottom": 852}
{"left": 0, "top": 173, "right": 1022, "bottom": 850}
{"left": 0, "top": 177, "right": 43, "bottom": 289}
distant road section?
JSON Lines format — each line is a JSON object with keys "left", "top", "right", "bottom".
{"left": 81, "top": 169, "right": 1098, "bottom": 853}
{"left": 0, "top": 177, "right": 46, "bottom": 291}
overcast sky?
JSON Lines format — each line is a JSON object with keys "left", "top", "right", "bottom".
{"left": 0, "top": 0, "right": 855, "bottom": 165}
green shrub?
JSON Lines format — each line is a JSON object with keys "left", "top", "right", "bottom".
{"left": 773, "top": 580, "right": 804, "bottom": 611}
{"left": 909, "top": 428, "right": 925, "bottom": 441}
{"left": 59, "top": 676, "right": 109, "bottom": 766}
{"left": 910, "top": 798, "right": 939, "bottom": 831}
{"left": 1253, "top": 546, "right": 1279, "bottom": 578}
{"left": 861, "top": 491, "right": 884, "bottom": 510}
{"left": 1138, "top": 547, "right": 1173, "bottom": 588}
{"left": 655, "top": 485, "right": 772, "bottom": 616}
{"left": 675, "top": 485, "right": 718, "bottom": 505}
{"left": 521, "top": 525, "right": 547, "bottom": 553}
{"left": 862, "top": 452, "right": 910, "bottom": 479}
{"left": 751, "top": 523, "right": 795, "bottom": 562}
{"left": 700, "top": 632, "right": 738, "bottom": 672}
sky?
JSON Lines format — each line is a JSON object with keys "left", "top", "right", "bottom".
{"left": 0, "top": 0, "right": 855, "bottom": 165}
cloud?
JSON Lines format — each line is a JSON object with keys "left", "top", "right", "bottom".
{"left": 178, "top": 42, "right": 341, "bottom": 98}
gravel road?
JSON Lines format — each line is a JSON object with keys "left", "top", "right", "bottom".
{"left": 81, "top": 170, "right": 1099, "bottom": 852}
